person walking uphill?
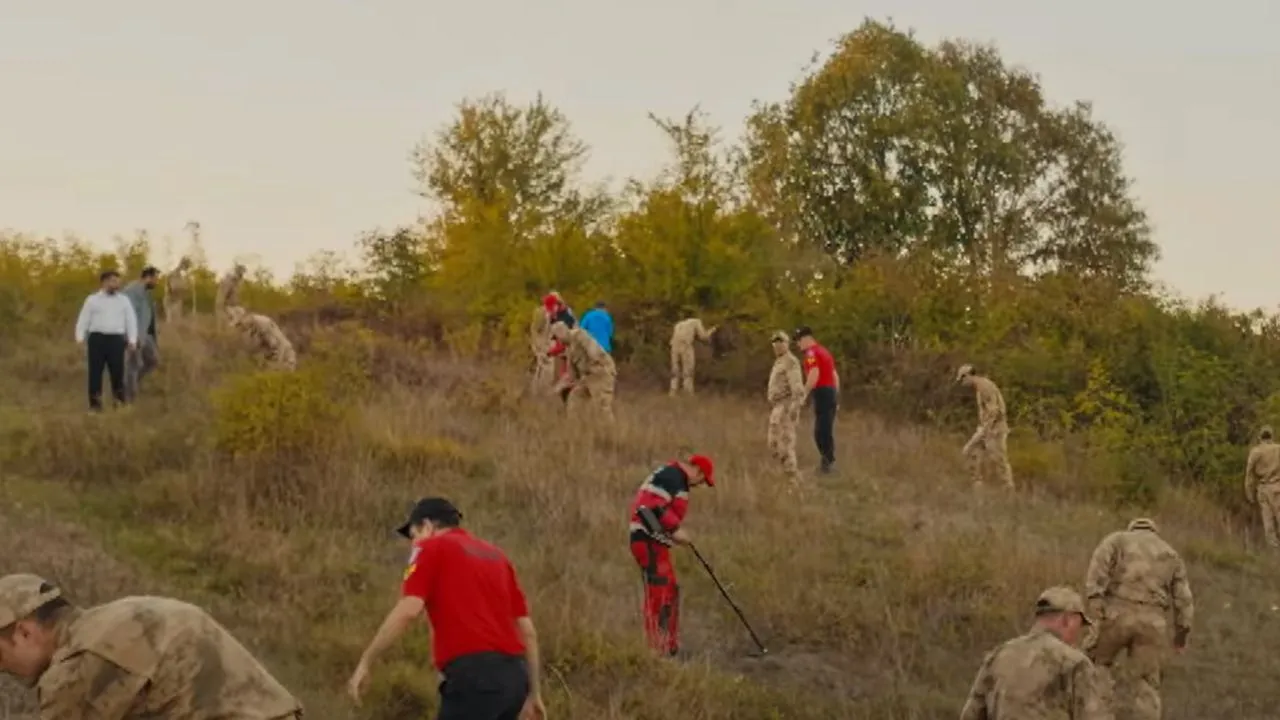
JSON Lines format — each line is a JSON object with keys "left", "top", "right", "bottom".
{"left": 349, "top": 498, "right": 546, "bottom": 720}
{"left": 0, "top": 573, "right": 304, "bottom": 718}
{"left": 579, "top": 300, "right": 614, "bottom": 354}
{"left": 794, "top": 327, "right": 839, "bottom": 474}
{"left": 1245, "top": 425, "right": 1280, "bottom": 548}
{"left": 766, "top": 331, "right": 805, "bottom": 484}
{"left": 121, "top": 266, "right": 161, "bottom": 402}
{"left": 960, "top": 586, "right": 1110, "bottom": 719}
{"left": 956, "top": 364, "right": 1014, "bottom": 489}
{"left": 74, "top": 270, "right": 138, "bottom": 411}
{"left": 1084, "top": 518, "right": 1193, "bottom": 720}
{"left": 669, "top": 317, "right": 716, "bottom": 395}
{"left": 628, "top": 455, "right": 715, "bottom": 657}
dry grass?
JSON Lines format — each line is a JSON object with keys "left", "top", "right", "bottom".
{"left": 4, "top": 318, "right": 1280, "bottom": 719}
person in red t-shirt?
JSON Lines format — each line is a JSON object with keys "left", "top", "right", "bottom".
{"left": 627, "top": 454, "right": 715, "bottom": 657}
{"left": 348, "top": 498, "right": 545, "bottom": 720}
{"left": 794, "top": 326, "right": 840, "bottom": 473}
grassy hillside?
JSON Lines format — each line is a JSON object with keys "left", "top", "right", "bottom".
{"left": 4, "top": 317, "right": 1280, "bottom": 720}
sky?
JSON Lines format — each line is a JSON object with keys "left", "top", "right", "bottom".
{"left": 1, "top": 0, "right": 1277, "bottom": 309}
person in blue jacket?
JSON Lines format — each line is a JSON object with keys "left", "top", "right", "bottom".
{"left": 579, "top": 301, "right": 614, "bottom": 354}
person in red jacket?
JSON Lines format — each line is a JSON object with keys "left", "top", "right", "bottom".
{"left": 627, "top": 454, "right": 715, "bottom": 657}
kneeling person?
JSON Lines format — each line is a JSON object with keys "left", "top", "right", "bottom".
{"left": 0, "top": 573, "right": 303, "bottom": 718}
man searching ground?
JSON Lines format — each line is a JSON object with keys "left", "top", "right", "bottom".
{"left": 794, "top": 326, "right": 839, "bottom": 473}
{"left": 0, "top": 573, "right": 304, "bottom": 718}
{"left": 628, "top": 454, "right": 715, "bottom": 657}
{"left": 74, "top": 269, "right": 138, "bottom": 411}
{"left": 349, "top": 498, "right": 546, "bottom": 720}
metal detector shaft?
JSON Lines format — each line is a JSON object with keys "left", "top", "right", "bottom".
{"left": 687, "top": 543, "right": 768, "bottom": 653}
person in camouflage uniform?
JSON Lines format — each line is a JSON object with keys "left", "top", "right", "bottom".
{"left": 766, "top": 330, "right": 805, "bottom": 483}
{"left": 668, "top": 317, "right": 716, "bottom": 396}
{"left": 960, "top": 586, "right": 1111, "bottom": 720}
{"left": 226, "top": 306, "right": 297, "bottom": 372}
{"left": 956, "top": 364, "right": 1014, "bottom": 489}
{"left": 0, "top": 573, "right": 303, "bottom": 719}
{"left": 1245, "top": 425, "right": 1280, "bottom": 548}
{"left": 215, "top": 263, "right": 246, "bottom": 321}
{"left": 549, "top": 320, "right": 615, "bottom": 421}
{"left": 163, "top": 256, "right": 194, "bottom": 320}
{"left": 1084, "top": 518, "right": 1194, "bottom": 720}
{"left": 529, "top": 295, "right": 556, "bottom": 389}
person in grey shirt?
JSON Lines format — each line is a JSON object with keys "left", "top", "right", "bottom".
{"left": 74, "top": 270, "right": 138, "bottom": 411}
{"left": 121, "top": 266, "right": 161, "bottom": 402}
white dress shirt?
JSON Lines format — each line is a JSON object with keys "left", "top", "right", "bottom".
{"left": 74, "top": 290, "right": 139, "bottom": 344}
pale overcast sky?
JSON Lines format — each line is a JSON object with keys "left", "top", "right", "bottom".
{"left": 1, "top": 1, "right": 1276, "bottom": 308}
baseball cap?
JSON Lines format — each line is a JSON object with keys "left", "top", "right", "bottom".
{"left": 395, "top": 497, "right": 463, "bottom": 538}
{"left": 791, "top": 326, "right": 814, "bottom": 341}
{"left": 1035, "top": 586, "right": 1092, "bottom": 626}
{"left": 1262, "top": 425, "right": 1274, "bottom": 440}
{"left": 688, "top": 454, "right": 715, "bottom": 487}
{"left": 955, "top": 364, "right": 975, "bottom": 382}
{"left": 770, "top": 331, "right": 790, "bottom": 343}
{"left": 1127, "top": 517, "right": 1158, "bottom": 532}
{"left": 0, "top": 574, "right": 62, "bottom": 629}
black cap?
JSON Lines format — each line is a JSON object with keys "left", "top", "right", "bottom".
{"left": 395, "top": 497, "right": 462, "bottom": 538}
{"left": 792, "top": 325, "right": 814, "bottom": 340}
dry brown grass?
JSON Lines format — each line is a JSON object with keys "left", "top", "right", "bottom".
{"left": 4, "top": 318, "right": 1280, "bottom": 719}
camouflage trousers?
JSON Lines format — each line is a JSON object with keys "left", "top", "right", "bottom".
{"left": 669, "top": 344, "right": 695, "bottom": 395}
{"left": 164, "top": 293, "right": 188, "bottom": 320}
{"left": 1086, "top": 598, "right": 1168, "bottom": 720}
{"left": 963, "top": 423, "right": 1013, "bottom": 488}
{"left": 767, "top": 401, "right": 802, "bottom": 477}
{"left": 531, "top": 345, "right": 556, "bottom": 388}
{"left": 1257, "top": 482, "right": 1280, "bottom": 547}
{"left": 568, "top": 358, "right": 616, "bottom": 421}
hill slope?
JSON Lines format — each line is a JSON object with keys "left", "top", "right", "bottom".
{"left": 3, "top": 318, "right": 1280, "bottom": 720}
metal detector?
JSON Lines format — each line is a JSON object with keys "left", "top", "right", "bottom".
{"left": 636, "top": 507, "right": 769, "bottom": 656}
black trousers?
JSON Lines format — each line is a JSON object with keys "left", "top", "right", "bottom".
{"left": 437, "top": 652, "right": 529, "bottom": 720}
{"left": 87, "top": 332, "right": 127, "bottom": 410}
{"left": 812, "top": 386, "right": 838, "bottom": 467}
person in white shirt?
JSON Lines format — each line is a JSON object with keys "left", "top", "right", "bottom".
{"left": 74, "top": 270, "right": 138, "bottom": 411}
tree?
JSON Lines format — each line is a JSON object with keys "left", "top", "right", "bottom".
{"left": 741, "top": 19, "right": 1157, "bottom": 291}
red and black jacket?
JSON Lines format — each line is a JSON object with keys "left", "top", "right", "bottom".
{"left": 628, "top": 463, "right": 691, "bottom": 544}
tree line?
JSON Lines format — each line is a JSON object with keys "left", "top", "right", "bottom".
{"left": 2, "top": 19, "right": 1275, "bottom": 509}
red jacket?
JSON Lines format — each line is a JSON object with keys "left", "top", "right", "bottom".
{"left": 628, "top": 463, "right": 691, "bottom": 543}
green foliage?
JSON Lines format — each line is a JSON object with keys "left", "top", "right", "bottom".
{"left": 3, "top": 17, "right": 1278, "bottom": 515}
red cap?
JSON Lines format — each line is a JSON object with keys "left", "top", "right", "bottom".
{"left": 688, "top": 454, "right": 715, "bottom": 487}
{"left": 542, "top": 294, "right": 558, "bottom": 312}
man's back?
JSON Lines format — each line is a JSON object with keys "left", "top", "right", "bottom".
{"left": 1086, "top": 530, "right": 1191, "bottom": 614}
{"left": 406, "top": 530, "right": 527, "bottom": 670}
{"left": 1248, "top": 441, "right": 1280, "bottom": 484}
{"left": 39, "top": 596, "right": 302, "bottom": 718}
{"left": 961, "top": 628, "right": 1108, "bottom": 720}
{"left": 580, "top": 308, "right": 613, "bottom": 353}
{"left": 971, "top": 376, "right": 1007, "bottom": 425}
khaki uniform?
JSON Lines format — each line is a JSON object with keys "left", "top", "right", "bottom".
{"left": 961, "top": 626, "right": 1111, "bottom": 720}
{"left": 0, "top": 575, "right": 302, "bottom": 719}
{"left": 669, "top": 318, "right": 715, "bottom": 395}
{"left": 959, "top": 367, "right": 1013, "bottom": 488}
{"left": 529, "top": 305, "right": 554, "bottom": 387}
{"left": 1244, "top": 436, "right": 1280, "bottom": 547}
{"left": 229, "top": 308, "right": 297, "bottom": 371}
{"left": 553, "top": 323, "right": 615, "bottom": 420}
{"left": 215, "top": 267, "right": 245, "bottom": 321}
{"left": 766, "top": 348, "right": 805, "bottom": 478}
{"left": 1084, "top": 520, "right": 1193, "bottom": 720}
{"left": 164, "top": 259, "right": 193, "bottom": 320}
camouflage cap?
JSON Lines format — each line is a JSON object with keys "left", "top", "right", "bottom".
{"left": 955, "top": 364, "right": 975, "bottom": 382}
{"left": 1262, "top": 425, "right": 1274, "bottom": 440}
{"left": 1035, "top": 585, "right": 1093, "bottom": 625}
{"left": 1128, "top": 517, "right": 1158, "bottom": 532}
{"left": 770, "top": 330, "right": 790, "bottom": 343}
{"left": 0, "top": 574, "right": 62, "bottom": 629}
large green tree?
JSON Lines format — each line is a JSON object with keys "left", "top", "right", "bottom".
{"left": 742, "top": 19, "right": 1157, "bottom": 291}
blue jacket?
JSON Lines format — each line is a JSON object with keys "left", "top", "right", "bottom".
{"left": 580, "top": 308, "right": 613, "bottom": 353}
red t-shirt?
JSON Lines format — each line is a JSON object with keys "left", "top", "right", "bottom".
{"left": 401, "top": 529, "right": 529, "bottom": 670}
{"left": 802, "top": 344, "right": 837, "bottom": 388}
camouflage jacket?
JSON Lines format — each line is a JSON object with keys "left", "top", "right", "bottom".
{"left": 960, "top": 626, "right": 1112, "bottom": 720}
